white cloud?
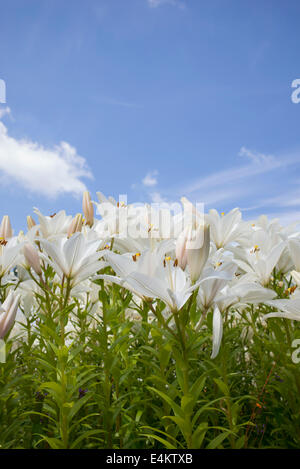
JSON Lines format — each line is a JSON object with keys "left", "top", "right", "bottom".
{"left": 150, "top": 191, "right": 166, "bottom": 203}
{"left": 0, "top": 122, "right": 92, "bottom": 198}
{"left": 0, "top": 106, "right": 11, "bottom": 119}
{"left": 142, "top": 170, "right": 158, "bottom": 187}
{"left": 147, "top": 0, "right": 185, "bottom": 9}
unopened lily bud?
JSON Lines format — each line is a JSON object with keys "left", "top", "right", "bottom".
{"left": 0, "top": 291, "right": 20, "bottom": 340}
{"left": 175, "top": 227, "right": 189, "bottom": 270}
{"left": 181, "top": 197, "right": 202, "bottom": 229}
{"left": 186, "top": 224, "right": 210, "bottom": 283}
{"left": 23, "top": 243, "right": 42, "bottom": 276}
{"left": 27, "top": 215, "right": 36, "bottom": 230}
{"left": 0, "top": 215, "right": 13, "bottom": 240}
{"left": 67, "top": 213, "right": 83, "bottom": 238}
{"left": 82, "top": 191, "right": 94, "bottom": 227}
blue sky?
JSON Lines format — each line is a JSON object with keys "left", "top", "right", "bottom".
{"left": 0, "top": 0, "right": 300, "bottom": 231}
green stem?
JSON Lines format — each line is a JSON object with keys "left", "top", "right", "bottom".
{"left": 174, "top": 310, "right": 193, "bottom": 448}
{"left": 101, "top": 281, "right": 112, "bottom": 448}
{"left": 221, "top": 341, "right": 235, "bottom": 449}
{"left": 59, "top": 276, "right": 71, "bottom": 448}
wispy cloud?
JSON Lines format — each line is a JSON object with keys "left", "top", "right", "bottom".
{"left": 147, "top": 0, "right": 186, "bottom": 9}
{"left": 147, "top": 147, "right": 299, "bottom": 222}
{"left": 0, "top": 121, "right": 92, "bottom": 198}
{"left": 142, "top": 170, "right": 158, "bottom": 187}
{"left": 241, "top": 183, "right": 300, "bottom": 222}
{"left": 262, "top": 210, "right": 300, "bottom": 227}
{"left": 133, "top": 146, "right": 300, "bottom": 226}
{"left": 238, "top": 146, "right": 274, "bottom": 165}
{"left": 181, "top": 147, "right": 286, "bottom": 196}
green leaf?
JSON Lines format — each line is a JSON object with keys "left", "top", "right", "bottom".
{"left": 70, "top": 430, "right": 104, "bottom": 449}
{"left": 141, "top": 433, "right": 177, "bottom": 449}
{"left": 192, "top": 422, "right": 208, "bottom": 449}
{"left": 213, "top": 378, "right": 230, "bottom": 396}
{"left": 68, "top": 393, "right": 92, "bottom": 423}
{"left": 207, "top": 430, "right": 233, "bottom": 449}
{"left": 190, "top": 375, "right": 207, "bottom": 401}
{"left": 181, "top": 395, "right": 194, "bottom": 415}
{"left": 35, "top": 435, "right": 65, "bottom": 449}
{"left": 147, "top": 386, "right": 184, "bottom": 419}
{"left": 40, "top": 381, "right": 64, "bottom": 404}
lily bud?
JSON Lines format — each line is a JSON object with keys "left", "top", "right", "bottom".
{"left": 67, "top": 213, "right": 83, "bottom": 238}
{"left": 23, "top": 243, "right": 42, "bottom": 276}
{"left": 180, "top": 197, "right": 202, "bottom": 229}
{"left": 82, "top": 191, "right": 94, "bottom": 227}
{"left": 0, "top": 291, "right": 20, "bottom": 340}
{"left": 0, "top": 215, "right": 13, "bottom": 240}
{"left": 27, "top": 215, "right": 36, "bottom": 230}
{"left": 175, "top": 227, "right": 189, "bottom": 270}
{"left": 186, "top": 224, "right": 210, "bottom": 283}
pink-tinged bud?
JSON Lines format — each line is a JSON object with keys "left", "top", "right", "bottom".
{"left": 27, "top": 215, "right": 36, "bottom": 230}
{"left": 180, "top": 197, "right": 202, "bottom": 229}
{"left": 0, "top": 215, "right": 13, "bottom": 240}
{"left": 186, "top": 224, "right": 210, "bottom": 283}
{"left": 23, "top": 243, "right": 42, "bottom": 276}
{"left": 67, "top": 213, "right": 83, "bottom": 238}
{"left": 175, "top": 227, "right": 189, "bottom": 270}
{"left": 0, "top": 291, "right": 20, "bottom": 340}
{"left": 82, "top": 191, "right": 94, "bottom": 227}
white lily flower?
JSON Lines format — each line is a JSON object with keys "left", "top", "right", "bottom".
{"left": 100, "top": 243, "right": 228, "bottom": 312}
{"left": 40, "top": 233, "right": 106, "bottom": 287}
{"left": 250, "top": 214, "right": 281, "bottom": 235}
{"left": 229, "top": 280, "right": 276, "bottom": 305}
{"left": 34, "top": 208, "right": 73, "bottom": 240}
{"left": 0, "top": 238, "right": 22, "bottom": 278}
{"left": 94, "top": 192, "right": 148, "bottom": 240}
{"left": 216, "top": 280, "right": 276, "bottom": 313}
{"left": 16, "top": 278, "right": 41, "bottom": 312}
{"left": 288, "top": 238, "right": 300, "bottom": 271}
{"left": 100, "top": 248, "right": 193, "bottom": 311}
{"left": 263, "top": 296, "right": 300, "bottom": 321}
{"left": 206, "top": 208, "right": 247, "bottom": 249}
{"left": 197, "top": 262, "right": 237, "bottom": 311}
{"left": 113, "top": 236, "right": 175, "bottom": 256}
{"left": 231, "top": 230, "right": 286, "bottom": 286}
